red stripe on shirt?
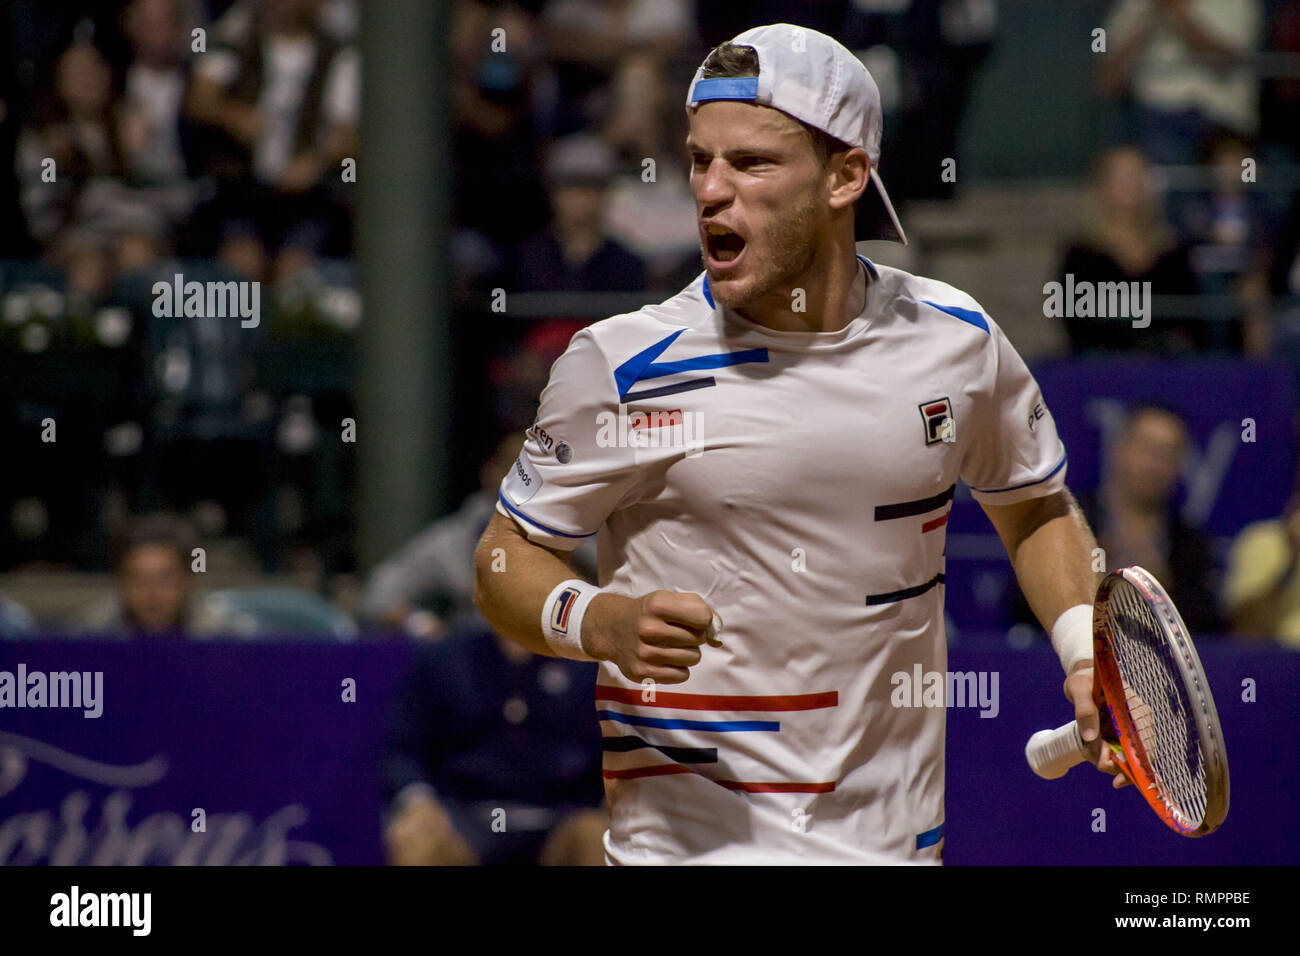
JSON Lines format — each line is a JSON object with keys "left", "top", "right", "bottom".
{"left": 921, "top": 512, "right": 949, "bottom": 533}
{"left": 595, "top": 687, "right": 838, "bottom": 711}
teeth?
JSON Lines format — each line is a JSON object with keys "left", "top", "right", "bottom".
{"left": 706, "top": 224, "right": 729, "bottom": 236}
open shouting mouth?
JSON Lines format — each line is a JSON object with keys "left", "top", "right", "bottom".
{"left": 702, "top": 221, "right": 747, "bottom": 273}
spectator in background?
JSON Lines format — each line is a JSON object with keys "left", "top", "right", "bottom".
{"left": 601, "top": 48, "right": 701, "bottom": 290}
{"left": 515, "top": 134, "right": 646, "bottom": 293}
{"left": 35, "top": 0, "right": 205, "bottom": 300}
{"left": 186, "top": 0, "right": 359, "bottom": 283}
{"left": 450, "top": 0, "right": 549, "bottom": 297}
{"left": 1056, "top": 146, "right": 1205, "bottom": 351}
{"left": 1177, "top": 132, "right": 1262, "bottom": 252}
{"left": 15, "top": 33, "right": 169, "bottom": 309}
{"left": 891, "top": 0, "right": 997, "bottom": 204}
{"left": 360, "top": 425, "right": 600, "bottom": 636}
{"left": 1098, "top": 0, "right": 1264, "bottom": 167}
{"left": 17, "top": 39, "right": 120, "bottom": 254}
{"left": 1089, "top": 404, "right": 1222, "bottom": 632}
{"left": 382, "top": 621, "right": 608, "bottom": 865}
{"left": 540, "top": 0, "right": 693, "bottom": 139}
{"left": 75, "top": 513, "right": 198, "bottom": 637}
{"left": 1223, "top": 481, "right": 1300, "bottom": 646}
{"left": 1008, "top": 403, "right": 1222, "bottom": 635}
{"left": 1175, "top": 131, "right": 1270, "bottom": 351}
{"left": 116, "top": 0, "right": 200, "bottom": 230}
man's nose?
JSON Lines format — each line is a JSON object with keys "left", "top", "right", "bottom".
{"left": 693, "top": 159, "right": 732, "bottom": 206}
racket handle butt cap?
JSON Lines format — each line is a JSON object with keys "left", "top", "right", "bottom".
{"left": 1026, "top": 721, "right": 1088, "bottom": 780}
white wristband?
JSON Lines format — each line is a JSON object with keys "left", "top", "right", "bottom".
{"left": 541, "top": 579, "right": 601, "bottom": 661}
{"left": 1050, "top": 604, "right": 1094, "bottom": 674}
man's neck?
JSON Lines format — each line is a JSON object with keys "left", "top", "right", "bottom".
{"left": 734, "top": 245, "right": 866, "bottom": 334}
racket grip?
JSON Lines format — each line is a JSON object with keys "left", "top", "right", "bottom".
{"left": 1025, "top": 721, "right": 1088, "bottom": 780}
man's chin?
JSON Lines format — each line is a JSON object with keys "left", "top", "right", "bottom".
{"left": 705, "top": 269, "right": 759, "bottom": 309}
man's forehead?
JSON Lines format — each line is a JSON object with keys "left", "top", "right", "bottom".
{"left": 686, "top": 99, "right": 807, "bottom": 144}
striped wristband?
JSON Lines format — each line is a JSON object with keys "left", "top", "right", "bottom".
{"left": 1050, "top": 604, "right": 1095, "bottom": 675}
{"left": 541, "top": 579, "right": 601, "bottom": 661}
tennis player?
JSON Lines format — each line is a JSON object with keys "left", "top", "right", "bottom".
{"left": 475, "top": 23, "right": 1125, "bottom": 865}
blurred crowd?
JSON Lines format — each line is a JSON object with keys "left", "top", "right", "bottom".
{"left": 1, "top": 0, "right": 1298, "bottom": 615}
{"left": 1074, "top": 0, "right": 1300, "bottom": 358}
{"left": 0, "top": 0, "right": 1003, "bottom": 574}
{"left": 0, "top": 0, "right": 363, "bottom": 582}
{"left": 5, "top": 0, "right": 359, "bottom": 294}
{"left": 0, "top": 0, "right": 1297, "bottom": 618}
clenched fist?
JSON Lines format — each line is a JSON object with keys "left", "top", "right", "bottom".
{"left": 581, "top": 590, "right": 718, "bottom": 684}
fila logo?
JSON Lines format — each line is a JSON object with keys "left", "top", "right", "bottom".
{"left": 919, "top": 398, "right": 955, "bottom": 445}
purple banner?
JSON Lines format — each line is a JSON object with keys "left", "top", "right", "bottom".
{"left": 1029, "top": 357, "right": 1296, "bottom": 537}
{"left": 1, "top": 637, "right": 1294, "bottom": 865}
{"left": 0, "top": 640, "right": 412, "bottom": 865}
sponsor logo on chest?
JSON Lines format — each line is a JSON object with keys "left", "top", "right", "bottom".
{"left": 918, "top": 397, "right": 955, "bottom": 446}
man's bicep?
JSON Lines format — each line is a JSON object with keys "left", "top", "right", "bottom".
{"left": 484, "top": 511, "right": 572, "bottom": 567}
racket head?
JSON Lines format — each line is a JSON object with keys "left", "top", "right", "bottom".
{"left": 1092, "top": 566, "right": 1230, "bottom": 837}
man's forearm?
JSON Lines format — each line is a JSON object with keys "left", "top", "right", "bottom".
{"left": 473, "top": 512, "right": 585, "bottom": 656}
{"left": 1016, "top": 511, "right": 1104, "bottom": 635}
{"left": 1000, "top": 492, "right": 1104, "bottom": 634}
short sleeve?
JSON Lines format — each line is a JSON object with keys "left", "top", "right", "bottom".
{"left": 497, "top": 329, "right": 641, "bottom": 550}
{"left": 960, "top": 319, "right": 1068, "bottom": 505}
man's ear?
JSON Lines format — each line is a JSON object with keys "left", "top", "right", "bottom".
{"left": 829, "top": 147, "right": 871, "bottom": 212}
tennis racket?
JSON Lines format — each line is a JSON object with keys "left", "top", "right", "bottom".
{"left": 1025, "top": 566, "right": 1229, "bottom": 837}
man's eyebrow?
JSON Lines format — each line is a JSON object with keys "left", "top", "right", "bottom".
{"left": 684, "top": 141, "right": 780, "bottom": 158}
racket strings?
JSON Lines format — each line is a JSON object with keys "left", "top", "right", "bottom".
{"left": 1108, "top": 583, "right": 1207, "bottom": 830}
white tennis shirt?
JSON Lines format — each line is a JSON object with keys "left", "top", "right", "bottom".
{"left": 497, "top": 256, "right": 1068, "bottom": 864}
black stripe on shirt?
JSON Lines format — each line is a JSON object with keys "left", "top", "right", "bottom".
{"left": 621, "top": 376, "right": 717, "bottom": 402}
{"left": 874, "top": 484, "right": 956, "bottom": 521}
{"left": 601, "top": 735, "right": 718, "bottom": 764}
{"left": 864, "top": 572, "right": 946, "bottom": 606}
